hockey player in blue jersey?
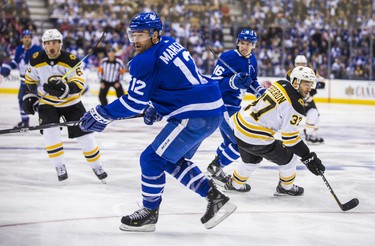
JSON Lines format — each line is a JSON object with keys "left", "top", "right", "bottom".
{"left": 79, "top": 12, "right": 239, "bottom": 232}
{"left": 206, "top": 28, "right": 266, "bottom": 192}
{"left": 0, "top": 30, "right": 42, "bottom": 128}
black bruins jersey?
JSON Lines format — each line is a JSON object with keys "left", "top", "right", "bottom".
{"left": 231, "top": 80, "right": 305, "bottom": 147}
{"left": 25, "top": 50, "right": 85, "bottom": 107}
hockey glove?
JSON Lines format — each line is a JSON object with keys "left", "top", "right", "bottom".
{"left": 79, "top": 105, "right": 114, "bottom": 132}
{"left": 22, "top": 93, "right": 39, "bottom": 115}
{"left": 301, "top": 152, "right": 325, "bottom": 176}
{"left": 229, "top": 72, "right": 252, "bottom": 90}
{"left": 43, "top": 79, "right": 70, "bottom": 99}
{"left": 143, "top": 104, "right": 163, "bottom": 125}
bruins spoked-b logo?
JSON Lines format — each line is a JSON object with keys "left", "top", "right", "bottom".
{"left": 47, "top": 75, "right": 66, "bottom": 84}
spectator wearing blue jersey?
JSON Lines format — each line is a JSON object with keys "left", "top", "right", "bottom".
{"left": 0, "top": 30, "right": 42, "bottom": 128}
{"left": 79, "top": 12, "right": 237, "bottom": 232}
{"left": 207, "top": 28, "right": 266, "bottom": 192}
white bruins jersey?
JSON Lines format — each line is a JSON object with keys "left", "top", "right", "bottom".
{"left": 231, "top": 80, "right": 306, "bottom": 147}
{"left": 25, "top": 50, "right": 85, "bottom": 107}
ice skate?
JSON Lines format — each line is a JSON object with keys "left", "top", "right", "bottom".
{"left": 92, "top": 166, "right": 107, "bottom": 183}
{"left": 304, "top": 129, "right": 324, "bottom": 144}
{"left": 55, "top": 164, "right": 68, "bottom": 181}
{"left": 305, "top": 134, "right": 324, "bottom": 144}
{"left": 207, "top": 156, "right": 231, "bottom": 186}
{"left": 119, "top": 207, "right": 159, "bottom": 232}
{"left": 224, "top": 178, "right": 251, "bottom": 193}
{"left": 201, "top": 179, "right": 237, "bottom": 229}
{"left": 274, "top": 182, "right": 304, "bottom": 196}
{"left": 13, "top": 120, "right": 29, "bottom": 129}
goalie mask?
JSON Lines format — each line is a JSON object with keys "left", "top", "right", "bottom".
{"left": 127, "top": 12, "right": 163, "bottom": 43}
{"left": 290, "top": 66, "right": 317, "bottom": 89}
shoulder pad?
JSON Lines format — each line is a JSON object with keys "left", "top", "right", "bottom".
{"left": 274, "top": 80, "right": 305, "bottom": 115}
{"left": 29, "top": 51, "right": 48, "bottom": 66}
{"left": 59, "top": 51, "right": 80, "bottom": 67}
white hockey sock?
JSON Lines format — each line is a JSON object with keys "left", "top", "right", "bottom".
{"left": 278, "top": 155, "right": 298, "bottom": 190}
{"left": 43, "top": 127, "right": 65, "bottom": 168}
{"left": 76, "top": 133, "right": 102, "bottom": 169}
{"left": 232, "top": 161, "right": 260, "bottom": 189}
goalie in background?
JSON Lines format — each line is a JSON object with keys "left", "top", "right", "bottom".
{"left": 286, "top": 55, "right": 325, "bottom": 144}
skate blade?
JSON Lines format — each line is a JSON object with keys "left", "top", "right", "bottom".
{"left": 99, "top": 178, "right": 107, "bottom": 184}
{"left": 119, "top": 223, "right": 155, "bottom": 232}
{"left": 204, "top": 201, "right": 237, "bottom": 229}
{"left": 273, "top": 192, "right": 304, "bottom": 197}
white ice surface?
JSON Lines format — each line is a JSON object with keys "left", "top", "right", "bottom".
{"left": 0, "top": 93, "right": 374, "bottom": 246}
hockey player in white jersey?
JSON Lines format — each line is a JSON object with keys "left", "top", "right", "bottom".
{"left": 225, "top": 66, "right": 326, "bottom": 195}
{"left": 79, "top": 12, "right": 236, "bottom": 232}
{"left": 287, "top": 55, "right": 324, "bottom": 144}
{"left": 206, "top": 29, "right": 265, "bottom": 191}
{"left": 23, "top": 29, "right": 107, "bottom": 182}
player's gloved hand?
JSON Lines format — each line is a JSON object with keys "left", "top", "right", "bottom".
{"left": 43, "top": 79, "right": 70, "bottom": 99}
{"left": 79, "top": 105, "right": 113, "bottom": 132}
{"left": 229, "top": 72, "right": 252, "bottom": 90}
{"left": 143, "top": 104, "right": 163, "bottom": 125}
{"left": 22, "top": 94, "right": 39, "bottom": 115}
{"left": 301, "top": 152, "right": 325, "bottom": 176}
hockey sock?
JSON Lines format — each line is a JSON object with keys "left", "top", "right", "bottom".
{"left": 76, "top": 133, "right": 102, "bottom": 169}
{"left": 43, "top": 127, "right": 64, "bottom": 167}
{"left": 218, "top": 143, "right": 240, "bottom": 167}
{"left": 232, "top": 161, "right": 260, "bottom": 189}
{"left": 278, "top": 155, "right": 298, "bottom": 190}
{"left": 165, "top": 159, "right": 210, "bottom": 197}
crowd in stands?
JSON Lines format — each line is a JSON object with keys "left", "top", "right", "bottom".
{"left": 1, "top": 0, "right": 374, "bottom": 80}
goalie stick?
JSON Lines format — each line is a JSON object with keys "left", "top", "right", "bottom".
{"left": 319, "top": 171, "right": 359, "bottom": 211}
{"left": 0, "top": 113, "right": 143, "bottom": 135}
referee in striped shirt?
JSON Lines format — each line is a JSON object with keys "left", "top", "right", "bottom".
{"left": 97, "top": 48, "right": 126, "bottom": 105}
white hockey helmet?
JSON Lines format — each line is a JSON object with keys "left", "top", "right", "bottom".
{"left": 294, "top": 55, "right": 307, "bottom": 66}
{"left": 42, "top": 29, "right": 63, "bottom": 48}
{"left": 290, "top": 66, "right": 317, "bottom": 89}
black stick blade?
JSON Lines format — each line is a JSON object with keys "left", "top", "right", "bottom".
{"left": 341, "top": 198, "right": 359, "bottom": 211}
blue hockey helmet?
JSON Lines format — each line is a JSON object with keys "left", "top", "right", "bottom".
{"left": 237, "top": 29, "right": 257, "bottom": 43}
{"left": 129, "top": 12, "right": 163, "bottom": 33}
{"left": 21, "top": 30, "right": 33, "bottom": 38}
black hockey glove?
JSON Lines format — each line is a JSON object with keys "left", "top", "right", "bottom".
{"left": 301, "top": 152, "right": 325, "bottom": 176}
{"left": 43, "top": 79, "right": 70, "bottom": 99}
{"left": 143, "top": 104, "right": 162, "bottom": 125}
{"left": 22, "top": 93, "right": 39, "bottom": 115}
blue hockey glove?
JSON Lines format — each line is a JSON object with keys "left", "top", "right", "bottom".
{"left": 143, "top": 104, "right": 163, "bottom": 125}
{"left": 229, "top": 72, "right": 252, "bottom": 90}
{"left": 22, "top": 93, "right": 39, "bottom": 115}
{"left": 80, "top": 105, "right": 113, "bottom": 132}
{"left": 301, "top": 152, "right": 325, "bottom": 176}
{"left": 43, "top": 79, "right": 70, "bottom": 99}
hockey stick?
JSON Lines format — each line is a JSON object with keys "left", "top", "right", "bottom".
{"left": 319, "top": 171, "right": 359, "bottom": 211}
{"left": 61, "top": 32, "right": 106, "bottom": 81}
{"left": 0, "top": 113, "right": 143, "bottom": 135}
{"left": 200, "top": 34, "right": 239, "bottom": 75}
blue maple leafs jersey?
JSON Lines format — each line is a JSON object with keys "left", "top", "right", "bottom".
{"left": 105, "top": 36, "right": 225, "bottom": 120}
{"left": 211, "top": 49, "right": 263, "bottom": 112}
{"left": 0, "top": 44, "right": 42, "bottom": 79}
